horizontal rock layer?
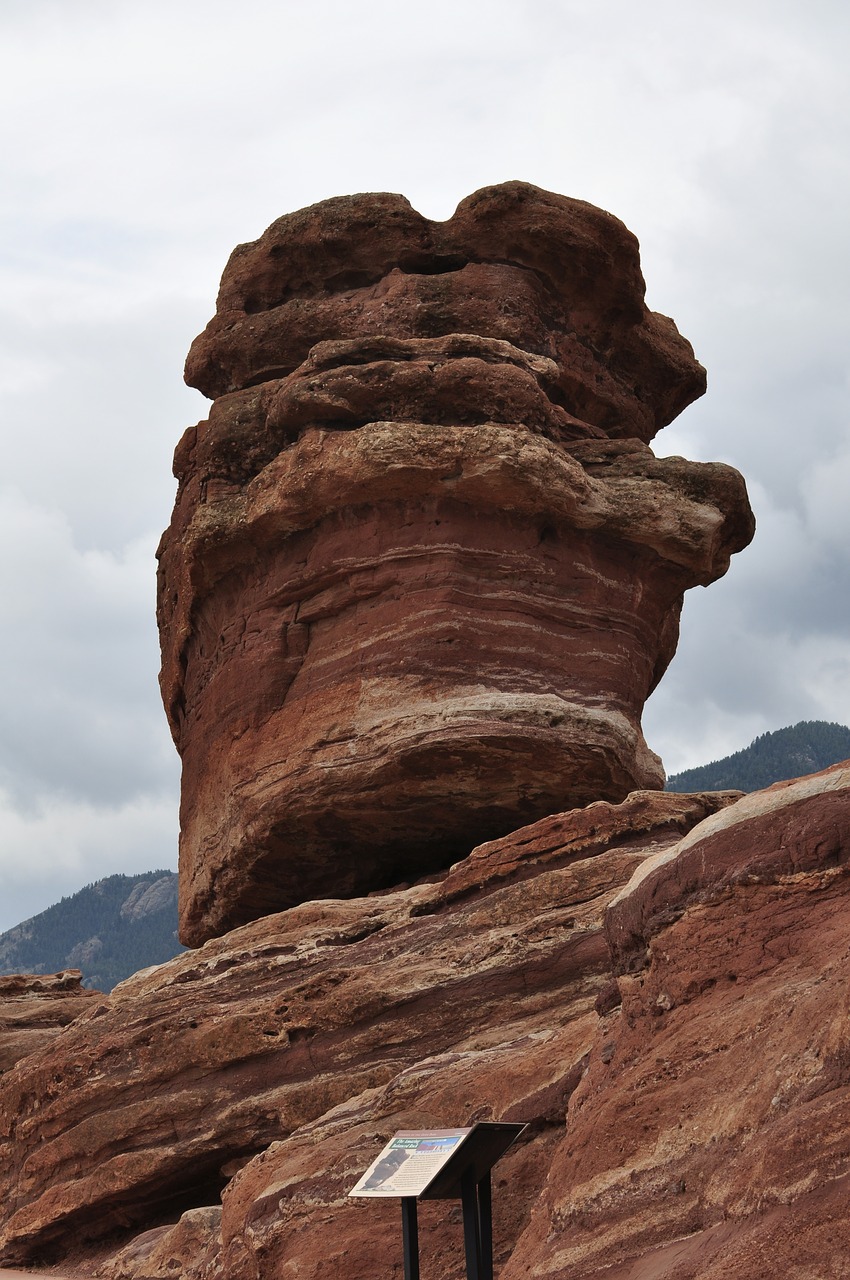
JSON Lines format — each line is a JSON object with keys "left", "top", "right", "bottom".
{"left": 0, "top": 971, "right": 100, "bottom": 1074}
{"left": 159, "top": 424, "right": 753, "bottom": 944}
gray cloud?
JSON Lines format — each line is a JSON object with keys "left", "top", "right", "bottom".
{"left": 1, "top": 0, "right": 848, "bottom": 931}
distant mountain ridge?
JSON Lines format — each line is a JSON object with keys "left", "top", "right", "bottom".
{"left": 665, "top": 720, "right": 850, "bottom": 794}
{"left": 0, "top": 871, "right": 184, "bottom": 993}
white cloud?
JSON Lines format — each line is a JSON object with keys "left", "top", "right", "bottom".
{"left": 802, "top": 435, "right": 850, "bottom": 548}
{"left": 0, "top": 490, "right": 176, "bottom": 807}
{"left": 644, "top": 462, "right": 850, "bottom": 773}
{"left": 0, "top": 488, "right": 180, "bottom": 931}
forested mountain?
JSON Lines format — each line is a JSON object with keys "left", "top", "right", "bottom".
{"left": 0, "top": 871, "right": 184, "bottom": 993}
{"left": 665, "top": 720, "right": 850, "bottom": 794}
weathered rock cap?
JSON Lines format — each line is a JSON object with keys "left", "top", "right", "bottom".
{"left": 186, "top": 181, "right": 706, "bottom": 442}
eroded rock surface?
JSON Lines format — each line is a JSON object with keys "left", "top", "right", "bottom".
{"left": 158, "top": 182, "right": 754, "bottom": 945}
{"left": 0, "top": 790, "right": 733, "bottom": 1272}
{"left": 2, "top": 765, "right": 847, "bottom": 1280}
{"left": 500, "top": 761, "right": 850, "bottom": 1279}
{"left": 0, "top": 971, "right": 100, "bottom": 1074}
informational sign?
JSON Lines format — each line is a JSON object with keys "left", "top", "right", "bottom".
{"left": 350, "top": 1123, "right": 528, "bottom": 1280}
{"left": 349, "top": 1129, "right": 471, "bottom": 1198}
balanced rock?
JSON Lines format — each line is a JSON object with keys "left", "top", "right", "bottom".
{"left": 158, "top": 182, "right": 755, "bottom": 945}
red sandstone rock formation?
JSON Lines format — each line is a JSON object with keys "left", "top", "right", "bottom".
{"left": 499, "top": 762, "right": 850, "bottom": 1279}
{"left": 9, "top": 184, "right": 820, "bottom": 1280}
{"left": 157, "top": 182, "right": 754, "bottom": 946}
{"left": 1, "top": 765, "right": 847, "bottom": 1280}
{"left": 0, "top": 971, "right": 100, "bottom": 1074}
{"left": 0, "top": 790, "right": 734, "bottom": 1272}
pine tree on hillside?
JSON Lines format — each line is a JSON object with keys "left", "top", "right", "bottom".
{"left": 0, "top": 871, "right": 184, "bottom": 993}
{"left": 665, "top": 720, "right": 850, "bottom": 794}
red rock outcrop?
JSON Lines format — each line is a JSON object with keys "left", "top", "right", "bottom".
{"left": 0, "top": 971, "right": 100, "bottom": 1074}
{"left": 500, "top": 761, "right": 850, "bottom": 1279}
{"left": 157, "top": 182, "right": 754, "bottom": 945}
{"left": 5, "top": 182, "right": 843, "bottom": 1280}
{"left": 2, "top": 764, "right": 847, "bottom": 1280}
{"left": 0, "top": 790, "right": 734, "bottom": 1272}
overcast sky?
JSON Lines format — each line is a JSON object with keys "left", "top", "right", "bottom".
{"left": 1, "top": 0, "right": 848, "bottom": 933}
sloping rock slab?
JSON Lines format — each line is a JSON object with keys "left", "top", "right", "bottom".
{"left": 0, "top": 792, "right": 732, "bottom": 1272}
{"left": 499, "top": 762, "right": 850, "bottom": 1279}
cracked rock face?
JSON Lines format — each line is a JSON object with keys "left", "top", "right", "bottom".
{"left": 157, "top": 181, "right": 754, "bottom": 946}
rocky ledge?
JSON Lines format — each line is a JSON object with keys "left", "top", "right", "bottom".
{"left": 0, "top": 764, "right": 846, "bottom": 1278}
{"left": 0, "top": 971, "right": 101, "bottom": 1075}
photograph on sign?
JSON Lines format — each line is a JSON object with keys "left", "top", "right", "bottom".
{"left": 349, "top": 1129, "right": 471, "bottom": 1197}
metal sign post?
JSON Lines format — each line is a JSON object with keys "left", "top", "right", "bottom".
{"left": 349, "top": 1122, "right": 526, "bottom": 1280}
{"left": 460, "top": 1166, "right": 493, "bottom": 1280}
{"left": 401, "top": 1196, "right": 420, "bottom": 1280}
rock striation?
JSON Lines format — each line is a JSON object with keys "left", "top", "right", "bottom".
{"left": 0, "top": 790, "right": 736, "bottom": 1273}
{"left": 0, "top": 971, "right": 100, "bottom": 1074}
{"left": 157, "top": 182, "right": 754, "bottom": 945}
{"left": 0, "top": 764, "right": 847, "bottom": 1279}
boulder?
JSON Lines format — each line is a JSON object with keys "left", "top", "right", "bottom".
{"left": 157, "top": 183, "right": 754, "bottom": 944}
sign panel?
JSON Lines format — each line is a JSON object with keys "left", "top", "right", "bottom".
{"left": 349, "top": 1129, "right": 471, "bottom": 1198}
